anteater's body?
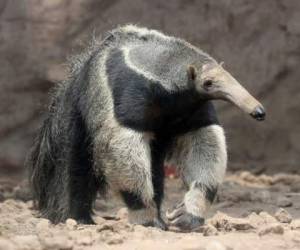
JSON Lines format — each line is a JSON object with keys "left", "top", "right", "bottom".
{"left": 27, "top": 25, "right": 265, "bottom": 230}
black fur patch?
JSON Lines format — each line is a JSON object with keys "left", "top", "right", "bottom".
{"left": 150, "top": 137, "right": 171, "bottom": 210}
{"left": 160, "top": 98, "right": 219, "bottom": 136}
{"left": 120, "top": 191, "right": 146, "bottom": 210}
{"left": 106, "top": 48, "right": 219, "bottom": 136}
{"left": 106, "top": 49, "right": 165, "bottom": 131}
{"left": 68, "top": 108, "right": 100, "bottom": 224}
{"left": 194, "top": 182, "right": 218, "bottom": 203}
{"left": 120, "top": 137, "right": 170, "bottom": 212}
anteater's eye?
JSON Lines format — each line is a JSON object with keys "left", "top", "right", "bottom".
{"left": 203, "top": 80, "right": 213, "bottom": 89}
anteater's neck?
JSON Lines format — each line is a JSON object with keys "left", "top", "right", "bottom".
{"left": 155, "top": 89, "right": 218, "bottom": 137}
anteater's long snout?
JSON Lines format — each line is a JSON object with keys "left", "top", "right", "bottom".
{"left": 201, "top": 65, "right": 266, "bottom": 121}
{"left": 219, "top": 76, "right": 266, "bottom": 122}
{"left": 251, "top": 106, "right": 266, "bottom": 121}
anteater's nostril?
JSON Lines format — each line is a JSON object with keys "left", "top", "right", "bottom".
{"left": 251, "top": 106, "right": 266, "bottom": 121}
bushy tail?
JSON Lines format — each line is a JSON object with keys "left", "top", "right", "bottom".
{"left": 27, "top": 115, "right": 51, "bottom": 204}
{"left": 26, "top": 103, "right": 70, "bottom": 222}
{"left": 26, "top": 35, "right": 112, "bottom": 222}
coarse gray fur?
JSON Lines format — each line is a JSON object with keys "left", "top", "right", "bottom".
{"left": 27, "top": 25, "right": 228, "bottom": 230}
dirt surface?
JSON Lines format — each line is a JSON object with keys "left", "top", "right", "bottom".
{"left": 1, "top": 171, "right": 300, "bottom": 250}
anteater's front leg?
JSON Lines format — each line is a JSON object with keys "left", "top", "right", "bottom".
{"left": 166, "top": 125, "right": 227, "bottom": 231}
{"left": 94, "top": 120, "right": 167, "bottom": 230}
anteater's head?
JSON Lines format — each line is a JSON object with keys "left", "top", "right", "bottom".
{"left": 187, "top": 63, "right": 265, "bottom": 121}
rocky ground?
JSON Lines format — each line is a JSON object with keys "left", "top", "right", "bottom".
{"left": 1, "top": 171, "right": 300, "bottom": 250}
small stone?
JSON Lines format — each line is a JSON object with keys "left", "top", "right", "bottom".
{"left": 210, "top": 212, "right": 254, "bottom": 231}
{"left": 116, "top": 207, "right": 128, "bottom": 220}
{"left": 106, "top": 235, "right": 124, "bottom": 245}
{"left": 110, "top": 221, "right": 133, "bottom": 233}
{"left": 259, "top": 212, "right": 277, "bottom": 224}
{"left": 205, "top": 240, "right": 228, "bottom": 250}
{"left": 27, "top": 200, "right": 34, "bottom": 207}
{"left": 276, "top": 196, "right": 293, "bottom": 207}
{"left": 97, "top": 223, "right": 114, "bottom": 232}
{"left": 290, "top": 219, "right": 300, "bottom": 230}
{"left": 66, "top": 218, "right": 77, "bottom": 230}
{"left": 203, "top": 224, "right": 218, "bottom": 236}
{"left": 247, "top": 212, "right": 264, "bottom": 228}
{"left": 77, "top": 236, "right": 93, "bottom": 245}
{"left": 36, "top": 218, "right": 50, "bottom": 231}
{"left": 258, "top": 223, "right": 284, "bottom": 236}
{"left": 274, "top": 208, "right": 292, "bottom": 223}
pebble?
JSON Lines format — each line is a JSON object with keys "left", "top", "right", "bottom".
{"left": 97, "top": 223, "right": 114, "bottom": 232}
{"left": 259, "top": 212, "right": 277, "bottom": 224}
{"left": 274, "top": 208, "right": 292, "bottom": 223}
{"left": 116, "top": 207, "right": 129, "bottom": 220}
{"left": 258, "top": 223, "right": 284, "bottom": 236}
{"left": 26, "top": 200, "right": 34, "bottom": 209}
{"left": 290, "top": 219, "right": 300, "bottom": 230}
{"left": 210, "top": 212, "right": 254, "bottom": 231}
{"left": 247, "top": 212, "right": 264, "bottom": 228}
{"left": 276, "top": 196, "right": 293, "bottom": 207}
{"left": 202, "top": 224, "right": 218, "bottom": 236}
{"left": 66, "top": 218, "right": 77, "bottom": 230}
{"left": 106, "top": 235, "right": 124, "bottom": 245}
{"left": 36, "top": 218, "right": 50, "bottom": 231}
{"left": 77, "top": 236, "right": 93, "bottom": 245}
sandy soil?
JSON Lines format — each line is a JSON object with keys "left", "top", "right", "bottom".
{"left": 1, "top": 171, "right": 300, "bottom": 250}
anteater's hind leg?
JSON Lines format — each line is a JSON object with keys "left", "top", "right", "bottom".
{"left": 28, "top": 111, "right": 104, "bottom": 224}
{"left": 68, "top": 154, "right": 100, "bottom": 224}
{"left": 94, "top": 120, "right": 167, "bottom": 230}
{"left": 67, "top": 114, "right": 104, "bottom": 224}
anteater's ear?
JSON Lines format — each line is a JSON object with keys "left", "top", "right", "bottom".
{"left": 187, "top": 65, "right": 197, "bottom": 81}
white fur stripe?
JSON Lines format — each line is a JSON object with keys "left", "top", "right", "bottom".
{"left": 122, "top": 46, "right": 162, "bottom": 82}
{"left": 120, "top": 24, "right": 171, "bottom": 41}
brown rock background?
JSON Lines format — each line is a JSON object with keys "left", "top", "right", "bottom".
{"left": 1, "top": 0, "right": 300, "bottom": 177}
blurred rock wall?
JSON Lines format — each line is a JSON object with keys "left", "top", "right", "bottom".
{"left": 1, "top": 0, "right": 300, "bottom": 175}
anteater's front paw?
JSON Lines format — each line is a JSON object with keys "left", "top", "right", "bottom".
{"left": 143, "top": 217, "right": 168, "bottom": 231}
{"left": 166, "top": 202, "right": 204, "bottom": 231}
